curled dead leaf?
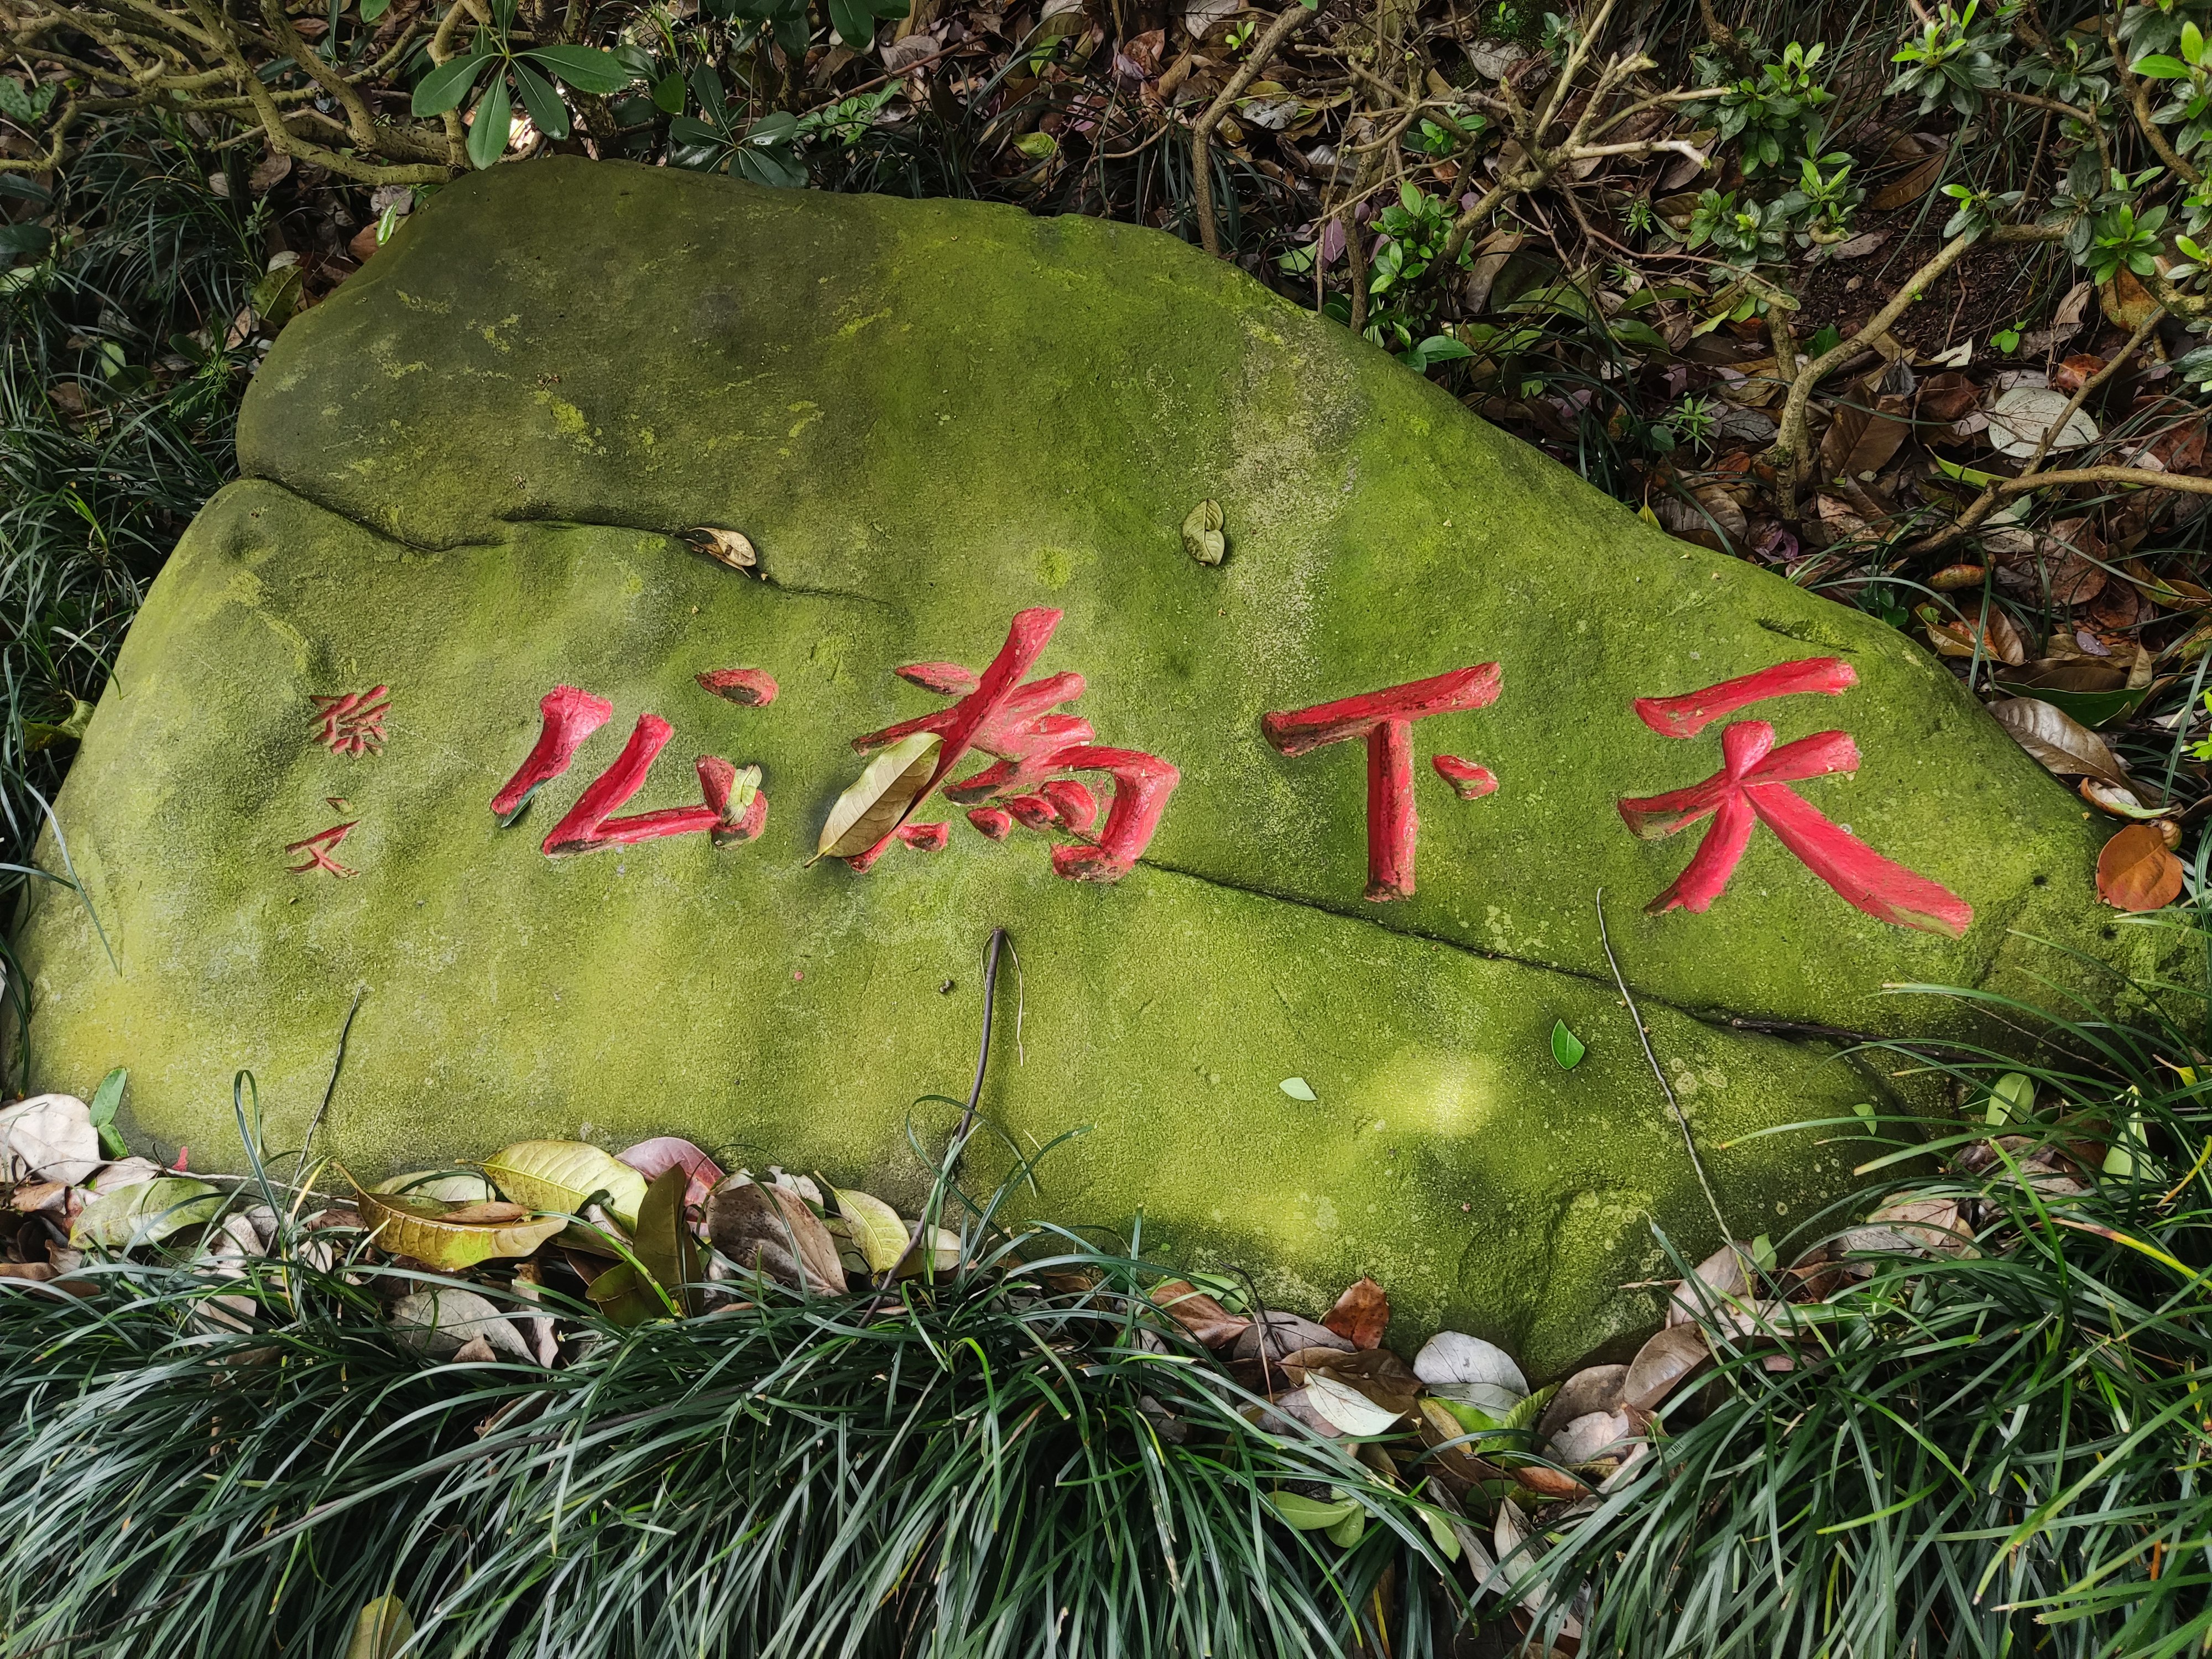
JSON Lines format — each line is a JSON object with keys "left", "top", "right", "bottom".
{"left": 1321, "top": 1276, "right": 1389, "bottom": 1349}
{"left": 704, "top": 1176, "right": 847, "bottom": 1295}
{"left": 1151, "top": 1278, "right": 1251, "bottom": 1348}
{"left": 682, "top": 526, "right": 758, "bottom": 570}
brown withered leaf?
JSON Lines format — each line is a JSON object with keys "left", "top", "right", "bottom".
{"left": 1928, "top": 564, "right": 1989, "bottom": 592}
{"left": 1988, "top": 697, "right": 2133, "bottom": 789}
{"left": 2052, "top": 353, "right": 2106, "bottom": 394}
{"left": 1867, "top": 138, "right": 1941, "bottom": 210}
{"left": 1321, "top": 1276, "right": 1390, "bottom": 1349}
{"left": 704, "top": 1177, "right": 847, "bottom": 1296}
{"left": 2099, "top": 823, "right": 2184, "bottom": 912}
{"left": 1150, "top": 1279, "right": 1250, "bottom": 1348}
{"left": 1916, "top": 371, "right": 1980, "bottom": 424}
{"left": 1921, "top": 603, "right": 2025, "bottom": 665}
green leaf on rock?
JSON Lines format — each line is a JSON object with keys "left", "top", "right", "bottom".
{"left": 1181, "top": 499, "right": 1226, "bottom": 566}
{"left": 1279, "top": 1077, "right": 1318, "bottom": 1102}
{"left": 88, "top": 1066, "right": 128, "bottom": 1159}
{"left": 1551, "top": 1020, "right": 1586, "bottom": 1070}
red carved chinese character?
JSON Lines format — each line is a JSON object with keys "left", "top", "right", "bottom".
{"left": 1618, "top": 658, "right": 1971, "bottom": 937}
{"left": 310, "top": 687, "right": 389, "bottom": 756}
{"left": 286, "top": 820, "right": 358, "bottom": 878}
{"left": 491, "top": 685, "right": 766, "bottom": 858}
{"left": 1261, "top": 665, "right": 1502, "bottom": 901}
{"left": 847, "top": 608, "right": 1179, "bottom": 881}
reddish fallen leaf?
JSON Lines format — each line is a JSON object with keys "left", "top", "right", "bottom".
{"left": 1321, "top": 1276, "right": 1390, "bottom": 1349}
{"left": 1150, "top": 1279, "right": 1250, "bottom": 1348}
{"left": 2052, "top": 353, "right": 2106, "bottom": 394}
{"left": 2098, "top": 823, "right": 2184, "bottom": 912}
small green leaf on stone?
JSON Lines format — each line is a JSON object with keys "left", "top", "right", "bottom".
{"left": 1182, "top": 499, "right": 1226, "bottom": 566}
{"left": 1551, "top": 1020, "right": 1585, "bottom": 1070}
{"left": 1851, "top": 1101, "right": 1876, "bottom": 1119}
{"left": 1279, "top": 1076, "right": 1318, "bottom": 1101}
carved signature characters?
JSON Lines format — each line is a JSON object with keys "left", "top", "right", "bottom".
{"left": 310, "top": 687, "right": 389, "bottom": 756}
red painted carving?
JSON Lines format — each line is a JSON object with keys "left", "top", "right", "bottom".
{"left": 1619, "top": 663, "right": 1971, "bottom": 937}
{"left": 493, "top": 685, "right": 765, "bottom": 858}
{"left": 311, "top": 687, "right": 390, "bottom": 756}
{"left": 1432, "top": 755, "right": 1498, "bottom": 800}
{"left": 848, "top": 608, "right": 1179, "bottom": 880}
{"left": 1261, "top": 665, "right": 1503, "bottom": 901}
{"left": 1041, "top": 779, "right": 1098, "bottom": 832}
{"left": 897, "top": 662, "right": 980, "bottom": 696}
{"left": 492, "top": 686, "right": 614, "bottom": 825}
{"left": 697, "top": 668, "right": 779, "bottom": 707}
{"left": 541, "top": 716, "right": 763, "bottom": 857}
{"left": 286, "top": 820, "right": 358, "bottom": 878}
{"left": 1633, "top": 657, "right": 1856, "bottom": 740}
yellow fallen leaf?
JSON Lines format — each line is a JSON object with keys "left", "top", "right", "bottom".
{"left": 817, "top": 732, "right": 940, "bottom": 861}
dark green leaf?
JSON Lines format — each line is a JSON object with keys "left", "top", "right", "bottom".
{"left": 688, "top": 62, "right": 728, "bottom": 122}
{"left": 826, "top": 0, "right": 875, "bottom": 46}
{"left": 467, "top": 72, "right": 511, "bottom": 170}
{"left": 510, "top": 58, "right": 569, "bottom": 140}
{"left": 411, "top": 47, "right": 490, "bottom": 117}
{"left": 632, "top": 1165, "right": 701, "bottom": 1318}
{"left": 669, "top": 113, "right": 724, "bottom": 148}
{"left": 651, "top": 70, "right": 687, "bottom": 114}
{"left": 523, "top": 44, "right": 633, "bottom": 93}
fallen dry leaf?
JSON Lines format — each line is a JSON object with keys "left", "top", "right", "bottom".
{"left": 816, "top": 731, "right": 940, "bottom": 862}
{"left": 1988, "top": 697, "right": 2132, "bottom": 788}
{"left": 681, "top": 526, "right": 758, "bottom": 570}
{"left": 2098, "top": 822, "right": 2184, "bottom": 912}
{"left": 1150, "top": 1278, "right": 1251, "bottom": 1347}
{"left": 1321, "top": 1276, "right": 1389, "bottom": 1349}
{"left": 704, "top": 1177, "right": 847, "bottom": 1295}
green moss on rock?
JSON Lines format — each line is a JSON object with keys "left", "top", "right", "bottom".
{"left": 12, "top": 159, "right": 2133, "bottom": 1373}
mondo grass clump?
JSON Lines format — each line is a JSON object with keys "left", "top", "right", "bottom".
{"left": 0, "top": 1200, "right": 1476, "bottom": 1659}
{"left": 1524, "top": 898, "right": 2212, "bottom": 1659}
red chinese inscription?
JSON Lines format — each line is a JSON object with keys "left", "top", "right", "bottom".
{"left": 1618, "top": 658, "right": 1972, "bottom": 937}
{"left": 491, "top": 684, "right": 766, "bottom": 858}
{"left": 847, "top": 607, "right": 1180, "bottom": 882}
{"left": 310, "top": 687, "right": 389, "bottom": 756}
{"left": 1261, "top": 664, "right": 1502, "bottom": 901}
{"left": 286, "top": 819, "right": 358, "bottom": 878}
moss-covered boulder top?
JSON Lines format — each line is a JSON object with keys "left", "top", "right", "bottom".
{"left": 15, "top": 159, "right": 2131, "bottom": 1370}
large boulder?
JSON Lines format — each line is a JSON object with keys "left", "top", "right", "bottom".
{"left": 12, "top": 159, "right": 2135, "bottom": 1371}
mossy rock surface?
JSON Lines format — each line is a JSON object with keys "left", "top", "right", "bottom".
{"left": 15, "top": 159, "right": 2137, "bottom": 1371}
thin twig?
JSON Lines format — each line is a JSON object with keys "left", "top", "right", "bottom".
{"left": 1192, "top": 1, "right": 1314, "bottom": 257}
{"left": 294, "top": 985, "right": 365, "bottom": 1191}
{"left": 1595, "top": 889, "right": 1731, "bottom": 1244}
{"left": 858, "top": 927, "right": 1007, "bottom": 1321}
